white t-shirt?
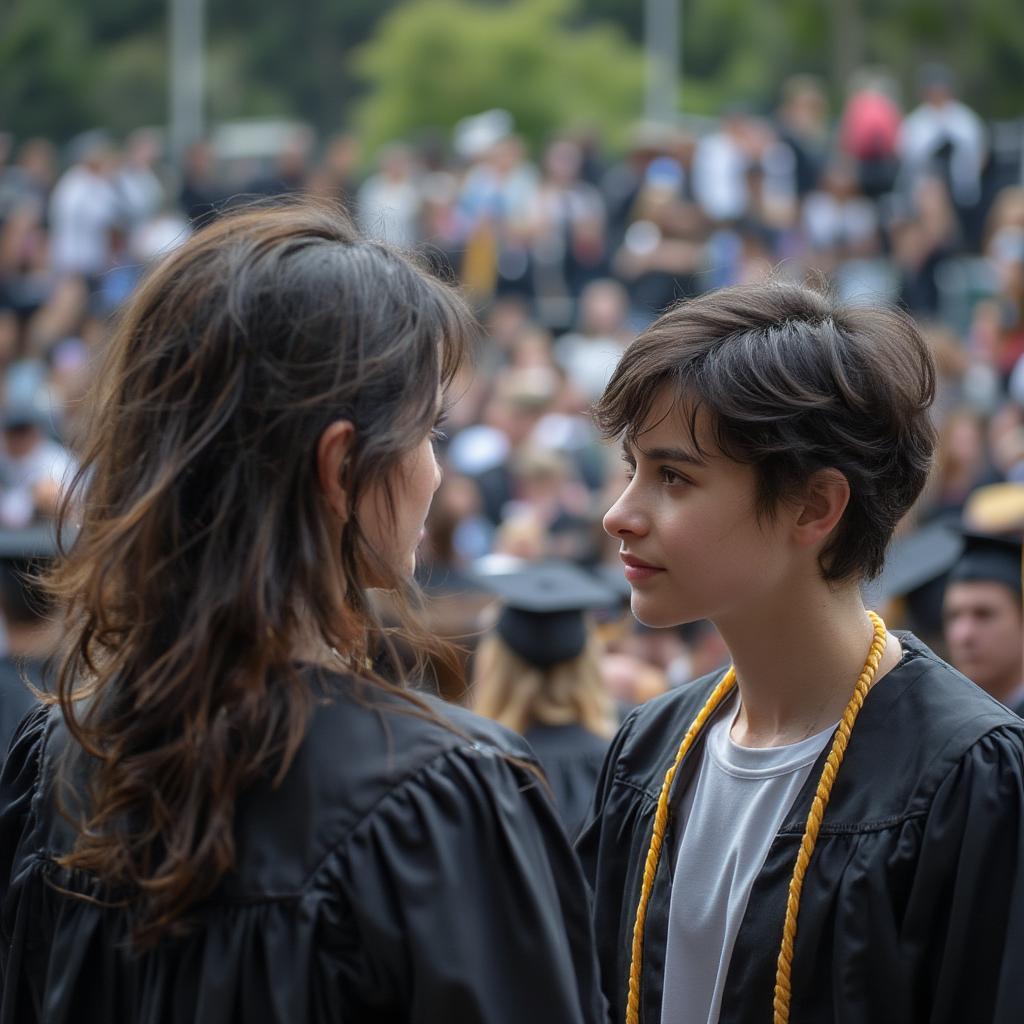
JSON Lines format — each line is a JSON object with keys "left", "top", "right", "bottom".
{"left": 660, "top": 699, "right": 836, "bottom": 1024}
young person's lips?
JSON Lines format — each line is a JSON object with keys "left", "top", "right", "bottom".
{"left": 620, "top": 554, "right": 666, "bottom": 583}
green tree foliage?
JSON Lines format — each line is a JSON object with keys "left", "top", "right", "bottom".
{"left": 208, "top": 0, "right": 404, "bottom": 132}
{"left": 1, "top": 0, "right": 1022, "bottom": 148}
{"left": 581, "top": 0, "right": 1024, "bottom": 120}
{"left": 353, "top": 0, "right": 645, "bottom": 152}
{"left": 0, "top": 0, "right": 95, "bottom": 141}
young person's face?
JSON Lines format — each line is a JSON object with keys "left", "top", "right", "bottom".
{"left": 359, "top": 432, "right": 443, "bottom": 578}
{"left": 603, "top": 387, "right": 792, "bottom": 628}
{"left": 944, "top": 581, "right": 1023, "bottom": 698}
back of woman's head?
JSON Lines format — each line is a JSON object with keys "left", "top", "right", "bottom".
{"left": 48, "top": 199, "right": 473, "bottom": 947}
{"left": 472, "top": 633, "right": 615, "bottom": 738}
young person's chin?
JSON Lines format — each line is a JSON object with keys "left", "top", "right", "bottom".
{"left": 630, "top": 594, "right": 702, "bottom": 630}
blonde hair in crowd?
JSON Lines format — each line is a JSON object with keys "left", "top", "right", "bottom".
{"left": 472, "top": 633, "right": 616, "bottom": 739}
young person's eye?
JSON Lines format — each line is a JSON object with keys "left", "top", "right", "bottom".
{"left": 660, "top": 466, "right": 691, "bottom": 486}
{"left": 620, "top": 455, "right": 636, "bottom": 481}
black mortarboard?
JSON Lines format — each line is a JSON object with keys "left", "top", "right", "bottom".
{"left": 947, "top": 533, "right": 1022, "bottom": 595}
{"left": 473, "top": 560, "right": 620, "bottom": 668}
{"left": 865, "top": 521, "right": 964, "bottom": 606}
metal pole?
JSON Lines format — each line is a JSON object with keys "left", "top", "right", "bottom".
{"left": 169, "top": 0, "right": 205, "bottom": 166}
{"left": 645, "top": 0, "right": 680, "bottom": 122}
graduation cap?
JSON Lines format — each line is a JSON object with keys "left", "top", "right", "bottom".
{"left": 472, "top": 560, "right": 620, "bottom": 668}
{"left": 947, "top": 532, "right": 1021, "bottom": 594}
{"left": 864, "top": 520, "right": 964, "bottom": 607}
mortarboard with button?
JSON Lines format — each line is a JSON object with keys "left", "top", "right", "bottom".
{"left": 864, "top": 520, "right": 965, "bottom": 608}
{"left": 472, "top": 559, "right": 620, "bottom": 668}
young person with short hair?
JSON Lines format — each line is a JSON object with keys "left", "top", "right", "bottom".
{"left": 578, "top": 282, "right": 1024, "bottom": 1024}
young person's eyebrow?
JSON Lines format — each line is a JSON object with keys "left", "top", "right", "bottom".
{"left": 622, "top": 439, "right": 707, "bottom": 467}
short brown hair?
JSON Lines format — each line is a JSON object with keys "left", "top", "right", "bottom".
{"left": 594, "top": 281, "right": 936, "bottom": 582}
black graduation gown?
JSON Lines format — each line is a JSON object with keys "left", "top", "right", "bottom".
{"left": 0, "top": 658, "right": 38, "bottom": 763}
{"left": 0, "top": 671, "right": 607, "bottom": 1024}
{"left": 524, "top": 723, "right": 611, "bottom": 840}
{"left": 576, "top": 633, "right": 1024, "bottom": 1024}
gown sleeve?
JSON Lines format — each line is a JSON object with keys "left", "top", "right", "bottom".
{"left": 0, "top": 703, "right": 50, "bottom": 1010}
{"left": 903, "top": 725, "right": 1024, "bottom": 1023}
{"left": 330, "top": 740, "right": 608, "bottom": 1024}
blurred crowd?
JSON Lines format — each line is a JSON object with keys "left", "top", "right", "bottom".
{"left": 2, "top": 63, "right": 1024, "bottom": 711}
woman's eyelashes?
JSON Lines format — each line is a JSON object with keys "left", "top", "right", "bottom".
{"left": 659, "top": 466, "right": 691, "bottom": 486}
{"left": 621, "top": 456, "right": 691, "bottom": 487}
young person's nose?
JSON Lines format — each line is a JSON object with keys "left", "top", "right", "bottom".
{"left": 603, "top": 490, "right": 649, "bottom": 540}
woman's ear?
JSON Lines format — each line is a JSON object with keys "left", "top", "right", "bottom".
{"left": 317, "top": 420, "right": 355, "bottom": 521}
{"left": 793, "top": 467, "right": 851, "bottom": 550}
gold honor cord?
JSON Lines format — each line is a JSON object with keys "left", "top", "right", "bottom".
{"left": 625, "top": 612, "right": 888, "bottom": 1024}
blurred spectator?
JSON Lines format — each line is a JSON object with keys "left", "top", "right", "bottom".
{"left": 613, "top": 155, "right": 704, "bottom": 320}
{"left": 899, "top": 63, "right": 986, "bottom": 214}
{"left": 601, "top": 122, "right": 672, "bottom": 254}
{"left": 925, "top": 407, "right": 999, "bottom": 522}
{"left": 692, "top": 108, "right": 757, "bottom": 225}
{"left": 554, "top": 278, "right": 634, "bottom": 403}
{"left": 775, "top": 75, "right": 830, "bottom": 199}
{"left": 356, "top": 142, "right": 421, "bottom": 247}
{"left": 178, "top": 139, "right": 229, "bottom": 224}
{"left": 890, "top": 175, "right": 960, "bottom": 315}
{"left": 471, "top": 561, "right": 617, "bottom": 836}
{"left": 801, "top": 158, "right": 879, "bottom": 274}
{"left": 457, "top": 130, "right": 538, "bottom": 301}
{"left": 0, "top": 137, "right": 56, "bottom": 222}
{"left": 0, "top": 399, "right": 75, "bottom": 529}
{"left": 839, "top": 68, "right": 902, "bottom": 199}
{"left": 48, "top": 131, "right": 122, "bottom": 284}
{"left": 0, "top": 142, "right": 57, "bottom": 355}
{"left": 247, "top": 125, "right": 314, "bottom": 198}
{"left": 528, "top": 138, "right": 606, "bottom": 329}
{"left": 943, "top": 533, "right": 1023, "bottom": 714}
{"left": 115, "top": 129, "right": 164, "bottom": 230}
{"left": 306, "top": 132, "right": 361, "bottom": 211}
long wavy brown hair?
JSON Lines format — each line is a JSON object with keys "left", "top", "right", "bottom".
{"left": 46, "top": 200, "right": 474, "bottom": 948}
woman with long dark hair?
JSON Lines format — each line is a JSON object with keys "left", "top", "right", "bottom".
{"left": 0, "top": 202, "right": 604, "bottom": 1023}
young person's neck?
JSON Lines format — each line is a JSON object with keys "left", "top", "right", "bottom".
{"left": 714, "top": 579, "right": 902, "bottom": 748}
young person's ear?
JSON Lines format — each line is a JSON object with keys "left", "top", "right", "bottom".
{"left": 317, "top": 420, "right": 355, "bottom": 521}
{"left": 793, "top": 468, "right": 850, "bottom": 550}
